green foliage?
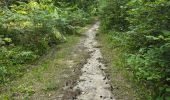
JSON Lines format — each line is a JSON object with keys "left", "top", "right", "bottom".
{"left": 99, "top": 0, "right": 129, "bottom": 32}
{"left": 0, "top": 0, "right": 97, "bottom": 84}
{"left": 43, "top": 80, "right": 59, "bottom": 91}
{"left": 0, "top": 46, "right": 37, "bottom": 83}
{"left": 100, "top": 0, "right": 170, "bottom": 99}
{"left": 12, "top": 84, "right": 35, "bottom": 98}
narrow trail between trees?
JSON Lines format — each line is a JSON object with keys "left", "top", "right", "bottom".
{"left": 72, "top": 22, "right": 114, "bottom": 100}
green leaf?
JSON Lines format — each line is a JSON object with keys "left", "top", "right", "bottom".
{"left": 3, "top": 38, "right": 12, "bottom": 43}
{"left": 146, "top": 35, "right": 159, "bottom": 40}
{"left": 166, "top": 88, "right": 170, "bottom": 92}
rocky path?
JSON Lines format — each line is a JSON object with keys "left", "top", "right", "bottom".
{"left": 72, "top": 22, "right": 114, "bottom": 100}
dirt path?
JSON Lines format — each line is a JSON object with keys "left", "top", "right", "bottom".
{"left": 0, "top": 22, "right": 114, "bottom": 100}
{"left": 71, "top": 22, "right": 114, "bottom": 100}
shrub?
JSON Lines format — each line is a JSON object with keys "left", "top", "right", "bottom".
{"left": 0, "top": 0, "right": 97, "bottom": 84}
{"left": 100, "top": 0, "right": 170, "bottom": 99}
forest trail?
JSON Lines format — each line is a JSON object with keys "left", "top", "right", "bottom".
{"left": 62, "top": 22, "right": 114, "bottom": 100}
{"left": 74, "top": 22, "right": 114, "bottom": 100}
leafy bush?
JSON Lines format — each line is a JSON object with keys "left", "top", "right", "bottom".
{"left": 0, "top": 0, "right": 97, "bottom": 84}
{"left": 99, "top": 0, "right": 129, "bottom": 32}
{"left": 100, "top": 0, "right": 170, "bottom": 99}
{"left": 0, "top": 46, "right": 37, "bottom": 83}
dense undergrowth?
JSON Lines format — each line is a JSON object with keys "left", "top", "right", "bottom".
{"left": 0, "top": 0, "right": 98, "bottom": 84}
{"left": 99, "top": 0, "right": 170, "bottom": 99}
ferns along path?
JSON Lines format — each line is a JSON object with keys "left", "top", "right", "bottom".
{"left": 0, "top": 0, "right": 170, "bottom": 100}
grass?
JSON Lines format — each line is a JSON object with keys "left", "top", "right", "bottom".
{"left": 97, "top": 32, "right": 151, "bottom": 100}
{"left": 0, "top": 24, "right": 90, "bottom": 100}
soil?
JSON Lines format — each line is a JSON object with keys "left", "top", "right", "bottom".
{"left": 61, "top": 22, "right": 114, "bottom": 100}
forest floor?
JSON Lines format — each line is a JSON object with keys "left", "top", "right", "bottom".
{"left": 0, "top": 22, "right": 139, "bottom": 100}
